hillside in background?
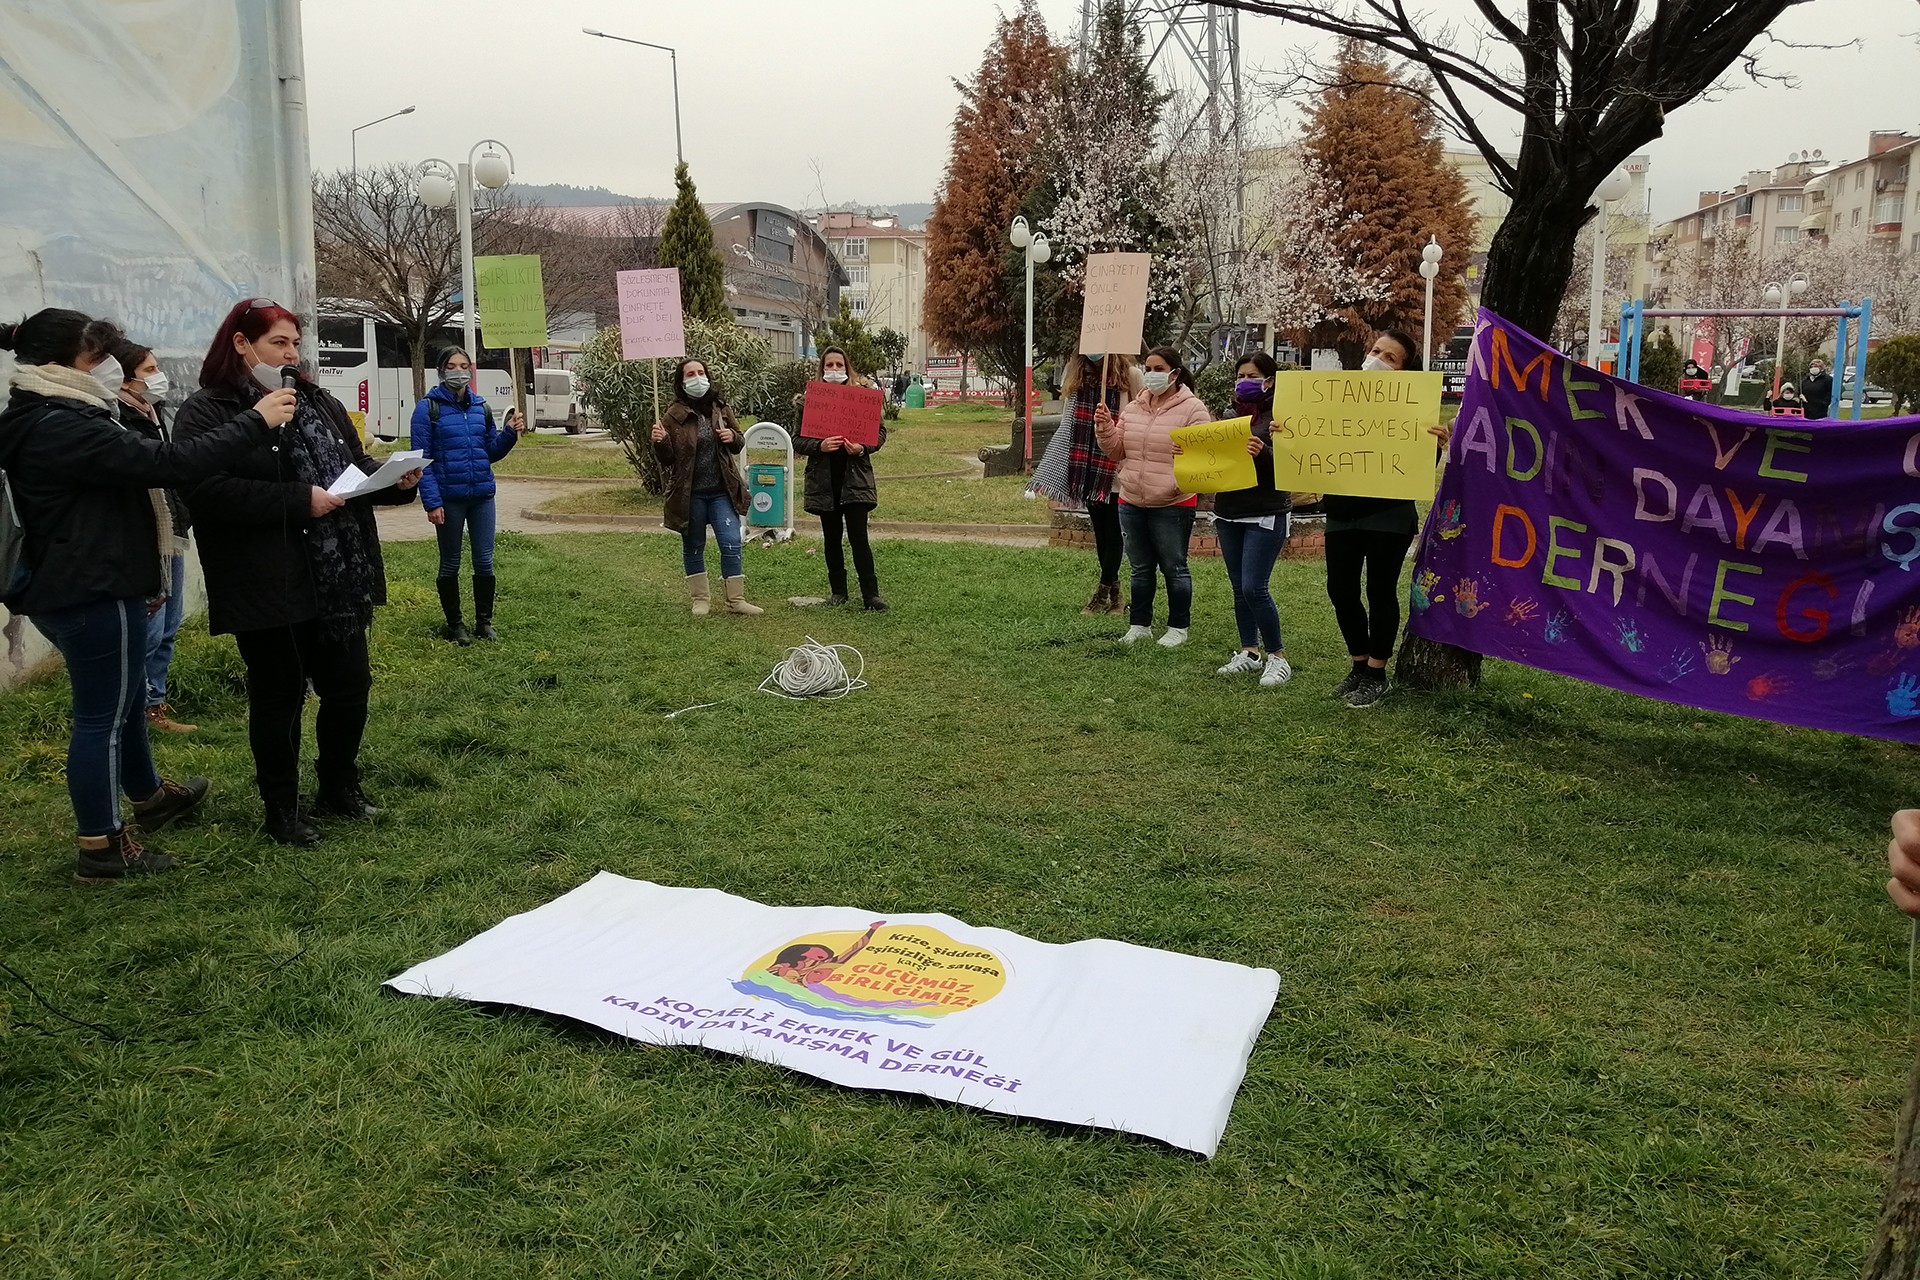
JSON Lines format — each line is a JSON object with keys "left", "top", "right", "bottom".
{"left": 513, "top": 182, "right": 665, "bottom": 206}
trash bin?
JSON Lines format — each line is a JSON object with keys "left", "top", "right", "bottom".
{"left": 747, "top": 462, "right": 787, "bottom": 529}
{"left": 905, "top": 380, "right": 926, "bottom": 409}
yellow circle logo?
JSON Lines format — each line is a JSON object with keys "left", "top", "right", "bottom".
{"left": 735, "top": 920, "right": 1007, "bottom": 1026}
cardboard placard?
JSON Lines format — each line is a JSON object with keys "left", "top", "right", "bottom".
{"left": 1267, "top": 371, "right": 1445, "bottom": 501}
{"left": 616, "top": 268, "right": 685, "bottom": 360}
{"left": 799, "top": 381, "right": 885, "bottom": 448}
{"left": 1077, "top": 253, "right": 1151, "bottom": 356}
{"left": 472, "top": 254, "right": 548, "bottom": 348}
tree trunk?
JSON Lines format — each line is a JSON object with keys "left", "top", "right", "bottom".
{"left": 1866, "top": 1046, "right": 1920, "bottom": 1279}
{"left": 1395, "top": 182, "right": 1591, "bottom": 690}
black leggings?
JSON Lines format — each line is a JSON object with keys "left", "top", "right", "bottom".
{"left": 1086, "top": 497, "right": 1123, "bottom": 585}
{"left": 820, "top": 507, "right": 879, "bottom": 597}
{"left": 1324, "top": 528, "right": 1416, "bottom": 662}
{"left": 233, "top": 620, "right": 372, "bottom": 808}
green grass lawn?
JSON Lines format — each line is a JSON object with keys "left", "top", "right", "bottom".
{"left": 543, "top": 474, "right": 1049, "bottom": 527}
{"left": 489, "top": 432, "right": 637, "bottom": 480}
{"left": 1, "top": 533, "right": 1914, "bottom": 1277}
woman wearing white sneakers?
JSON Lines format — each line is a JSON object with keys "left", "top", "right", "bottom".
{"left": 1094, "top": 346, "right": 1213, "bottom": 648}
{"left": 1211, "top": 351, "right": 1292, "bottom": 687}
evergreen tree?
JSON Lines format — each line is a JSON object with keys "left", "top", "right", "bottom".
{"left": 923, "top": 1, "right": 1065, "bottom": 385}
{"left": 1299, "top": 41, "right": 1476, "bottom": 364}
{"left": 658, "top": 162, "right": 729, "bottom": 326}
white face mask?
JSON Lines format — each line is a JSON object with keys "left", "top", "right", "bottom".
{"left": 251, "top": 360, "right": 287, "bottom": 391}
{"left": 1142, "top": 370, "right": 1171, "bottom": 393}
{"left": 822, "top": 370, "right": 849, "bottom": 384}
{"left": 1361, "top": 355, "right": 1394, "bottom": 372}
{"left": 140, "top": 370, "right": 171, "bottom": 401}
{"left": 683, "top": 375, "right": 711, "bottom": 399}
{"left": 89, "top": 354, "right": 124, "bottom": 396}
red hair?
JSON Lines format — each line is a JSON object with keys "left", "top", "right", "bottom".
{"left": 199, "top": 298, "right": 304, "bottom": 390}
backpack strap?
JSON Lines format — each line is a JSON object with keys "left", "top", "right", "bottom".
{"left": 484, "top": 404, "right": 494, "bottom": 431}
{"left": 427, "top": 398, "right": 441, "bottom": 426}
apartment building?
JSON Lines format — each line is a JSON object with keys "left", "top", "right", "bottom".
{"left": 1801, "top": 130, "right": 1918, "bottom": 256}
{"left": 814, "top": 210, "right": 929, "bottom": 372}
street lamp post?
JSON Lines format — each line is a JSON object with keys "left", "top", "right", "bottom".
{"left": 1008, "top": 216, "right": 1051, "bottom": 467}
{"left": 351, "top": 105, "right": 415, "bottom": 184}
{"left": 417, "top": 140, "right": 515, "bottom": 360}
{"left": 1587, "top": 166, "right": 1633, "bottom": 370}
{"left": 581, "top": 28, "right": 682, "bottom": 166}
{"left": 1418, "top": 237, "right": 1443, "bottom": 370}
{"left": 1763, "top": 272, "right": 1810, "bottom": 400}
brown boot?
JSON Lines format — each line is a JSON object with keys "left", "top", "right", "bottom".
{"left": 1104, "top": 585, "right": 1127, "bottom": 615}
{"left": 723, "top": 576, "right": 764, "bottom": 616}
{"left": 74, "top": 827, "right": 177, "bottom": 883}
{"left": 1081, "top": 584, "right": 1110, "bottom": 615}
{"left": 687, "top": 573, "right": 711, "bottom": 617}
{"left": 147, "top": 704, "right": 198, "bottom": 733}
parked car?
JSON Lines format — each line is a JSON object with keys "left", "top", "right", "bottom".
{"left": 1841, "top": 373, "right": 1894, "bottom": 406}
{"left": 534, "top": 367, "right": 581, "bottom": 431}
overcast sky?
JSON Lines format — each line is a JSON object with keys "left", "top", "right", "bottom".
{"left": 303, "top": 0, "right": 1919, "bottom": 224}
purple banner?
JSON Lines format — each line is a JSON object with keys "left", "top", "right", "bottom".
{"left": 1410, "top": 310, "right": 1920, "bottom": 742}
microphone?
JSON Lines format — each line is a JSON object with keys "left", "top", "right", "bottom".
{"left": 280, "top": 365, "right": 300, "bottom": 390}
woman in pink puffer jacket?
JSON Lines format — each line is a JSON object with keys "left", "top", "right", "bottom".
{"left": 1093, "top": 346, "right": 1214, "bottom": 648}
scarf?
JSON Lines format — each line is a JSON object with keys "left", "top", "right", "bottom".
{"left": 11, "top": 363, "right": 173, "bottom": 595}
{"left": 284, "top": 392, "right": 376, "bottom": 641}
{"left": 1026, "top": 382, "right": 1120, "bottom": 505}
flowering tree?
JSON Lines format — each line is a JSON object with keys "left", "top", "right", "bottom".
{"left": 1235, "top": 153, "right": 1391, "bottom": 345}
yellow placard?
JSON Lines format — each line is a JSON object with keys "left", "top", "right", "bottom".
{"left": 1268, "top": 371, "right": 1444, "bottom": 501}
{"left": 1170, "top": 416, "right": 1256, "bottom": 494}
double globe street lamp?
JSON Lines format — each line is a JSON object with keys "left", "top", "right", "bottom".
{"left": 1418, "top": 237, "right": 1443, "bottom": 369}
{"left": 416, "top": 140, "right": 515, "bottom": 359}
{"left": 1009, "top": 215, "right": 1051, "bottom": 466}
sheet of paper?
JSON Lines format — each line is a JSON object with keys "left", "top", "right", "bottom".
{"left": 1170, "top": 417, "right": 1256, "bottom": 494}
{"left": 330, "top": 451, "right": 429, "bottom": 498}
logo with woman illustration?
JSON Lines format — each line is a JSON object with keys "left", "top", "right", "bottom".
{"left": 733, "top": 920, "right": 1008, "bottom": 1027}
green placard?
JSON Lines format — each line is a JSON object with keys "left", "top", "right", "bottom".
{"left": 473, "top": 254, "right": 549, "bottom": 347}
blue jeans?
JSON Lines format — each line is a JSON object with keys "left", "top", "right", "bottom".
{"left": 1217, "top": 518, "right": 1286, "bottom": 653}
{"left": 682, "top": 490, "right": 744, "bottom": 578}
{"left": 1118, "top": 503, "right": 1195, "bottom": 629}
{"left": 435, "top": 496, "right": 498, "bottom": 578}
{"left": 145, "top": 552, "right": 187, "bottom": 706}
{"left": 31, "top": 597, "right": 164, "bottom": 836}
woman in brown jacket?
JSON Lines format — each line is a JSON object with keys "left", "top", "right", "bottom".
{"left": 649, "top": 358, "right": 761, "bottom": 616}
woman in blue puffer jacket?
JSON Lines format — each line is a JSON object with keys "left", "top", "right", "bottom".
{"left": 413, "top": 348, "right": 525, "bottom": 644}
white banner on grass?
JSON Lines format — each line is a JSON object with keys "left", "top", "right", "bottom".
{"left": 386, "top": 873, "right": 1280, "bottom": 1156}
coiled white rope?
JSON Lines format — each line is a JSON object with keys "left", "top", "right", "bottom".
{"left": 759, "top": 637, "right": 867, "bottom": 701}
{"left": 664, "top": 638, "right": 866, "bottom": 718}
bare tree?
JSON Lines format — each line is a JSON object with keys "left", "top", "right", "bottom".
{"left": 313, "top": 163, "right": 462, "bottom": 400}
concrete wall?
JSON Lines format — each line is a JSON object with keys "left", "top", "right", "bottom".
{"left": 0, "top": 550, "right": 207, "bottom": 692}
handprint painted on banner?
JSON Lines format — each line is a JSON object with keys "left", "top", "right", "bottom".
{"left": 1454, "top": 578, "right": 1490, "bottom": 617}
{"left": 1898, "top": 607, "right": 1920, "bottom": 649}
{"left": 1543, "top": 610, "right": 1572, "bottom": 644}
{"left": 1869, "top": 647, "right": 1910, "bottom": 677}
{"left": 1745, "top": 672, "right": 1791, "bottom": 702}
{"left": 1615, "top": 617, "right": 1646, "bottom": 653}
{"left": 1435, "top": 499, "right": 1465, "bottom": 541}
{"left": 1890, "top": 674, "right": 1920, "bottom": 718}
{"left": 1658, "top": 649, "right": 1696, "bottom": 684}
{"left": 1700, "top": 635, "right": 1740, "bottom": 674}
{"left": 1409, "top": 568, "right": 1443, "bottom": 613}
{"left": 1505, "top": 598, "right": 1539, "bottom": 626}
{"left": 1812, "top": 656, "right": 1854, "bottom": 682}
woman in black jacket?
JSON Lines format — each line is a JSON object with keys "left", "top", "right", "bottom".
{"left": 173, "top": 299, "right": 420, "bottom": 848}
{"left": 0, "top": 308, "right": 292, "bottom": 881}
{"left": 112, "top": 340, "right": 197, "bottom": 734}
{"left": 794, "top": 346, "right": 887, "bottom": 610}
{"left": 1209, "top": 352, "right": 1292, "bottom": 688}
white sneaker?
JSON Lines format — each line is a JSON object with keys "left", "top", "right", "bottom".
{"left": 1216, "top": 650, "right": 1263, "bottom": 675}
{"left": 1119, "top": 624, "right": 1154, "bottom": 644}
{"left": 1259, "top": 654, "right": 1294, "bottom": 687}
{"left": 1157, "top": 627, "right": 1189, "bottom": 648}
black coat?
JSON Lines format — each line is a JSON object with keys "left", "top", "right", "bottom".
{"left": 0, "top": 385, "right": 266, "bottom": 615}
{"left": 173, "top": 381, "right": 417, "bottom": 636}
{"left": 1803, "top": 370, "right": 1834, "bottom": 419}
{"left": 119, "top": 398, "right": 193, "bottom": 535}
{"left": 1211, "top": 403, "right": 1291, "bottom": 522}
{"left": 795, "top": 397, "right": 886, "bottom": 515}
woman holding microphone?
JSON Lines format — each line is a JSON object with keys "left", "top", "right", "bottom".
{"left": 0, "top": 307, "right": 290, "bottom": 880}
{"left": 413, "top": 347, "right": 524, "bottom": 644}
{"left": 1093, "top": 346, "right": 1213, "bottom": 647}
{"left": 175, "top": 299, "right": 420, "bottom": 847}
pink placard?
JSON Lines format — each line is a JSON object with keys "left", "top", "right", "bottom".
{"left": 617, "top": 268, "right": 685, "bottom": 360}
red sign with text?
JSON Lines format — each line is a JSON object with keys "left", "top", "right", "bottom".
{"left": 799, "top": 381, "right": 885, "bottom": 448}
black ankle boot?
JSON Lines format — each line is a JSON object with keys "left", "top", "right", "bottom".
{"left": 265, "top": 803, "right": 320, "bottom": 847}
{"left": 314, "top": 783, "right": 379, "bottom": 821}
{"left": 436, "top": 577, "right": 470, "bottom": 646}
{"left": 473, "top": 574, "right": 497, "bottom": 641}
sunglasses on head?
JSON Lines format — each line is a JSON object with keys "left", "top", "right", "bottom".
{"left": 245, "top": 297, "right": 281, "bottom": 311}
